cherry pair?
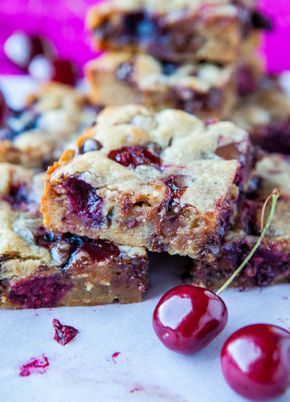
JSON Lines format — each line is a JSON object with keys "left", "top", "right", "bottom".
{"left": 153, "top": 285, "right": 290, "bottom": 400}
{"left": 153, "top": 191, "right": 290, "bottom": 400}
{"left": 4, "top": 32, "right": 77, "bottom": 86}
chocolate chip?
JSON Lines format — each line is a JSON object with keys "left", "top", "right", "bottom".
{"left": 115, "top": 62, "right": 134, "bottom": 83}
{"left": 161, "top": 61, "right": 178, "bottom": 76}
{"left": 215, "top": 143, "right": 241, "bottom": 161}
{"left": 79, "top": 138, "right": 103, "bottom": 154}
{"left": 251, "top": 11, "right": 273, "bottom": 31}
{"left": 146, "top": 141, "right": 162, "bottom": 156}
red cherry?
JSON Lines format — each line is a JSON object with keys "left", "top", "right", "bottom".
{"left": 152, "top": 285, "right": 228, "bottom": 354}
{"left": 221, "top": 324, "right": 290, "bottom": 400}
{"left": 4, "top": 32, "right": 54, "bottom": 70}
{"left": 29, "top": 56, "right": 77, "bottom": 86}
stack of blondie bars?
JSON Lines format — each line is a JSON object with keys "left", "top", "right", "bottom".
{"left": 0, "top": 0, "right": 289, "bottom": 309}
{"left": 86, "top": 0, "right": 268, "bottom": 120}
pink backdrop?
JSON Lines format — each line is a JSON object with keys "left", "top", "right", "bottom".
{"left": 0, "top": 0, "right": 289, "bottom": 75}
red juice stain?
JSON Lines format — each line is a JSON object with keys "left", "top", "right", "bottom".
{"left": 52, "top": 319, "right": 79, "bottom": 346}
{"left": 19, "top": 354, "right": 49, "bottom": 377}
{"left": 130, "top": 386, "right": 142, "bottom": 393}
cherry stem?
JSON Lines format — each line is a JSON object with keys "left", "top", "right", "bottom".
{"left": 216, "top": 189, "right": 280, "bottom": 296}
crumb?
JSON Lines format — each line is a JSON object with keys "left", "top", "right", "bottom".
{"left": 19, "top": 354, "right": 49, "bottom": 377}
{"left": 111, "top": 351, "right": 121, "bottom": 363}
{"left": 52, "top": 319, "right": 79, "bottom": 346}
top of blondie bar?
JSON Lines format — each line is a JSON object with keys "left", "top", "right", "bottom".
{"left": 43, "top": 105, "right": 252, "bottom": 230}
{"left": 55, "top": 104, "right": 250, "bottom": 171}
{"left": 88, "top": 0, "right": 256, "bottom": 28}
{"left": 0, "top": 83, "right": 96, "bottom": 169}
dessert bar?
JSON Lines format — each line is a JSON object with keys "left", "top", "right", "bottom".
{"left": 0, "top": 83, "right": 96, "bottom": 169}
{"left": 0, "top": 163, "right": 149, "bottom": 308}
{"left": 86, "top": 52, "right": 237, "bottom": 119}
{"left": 87, "top": 0, "right": 271, "bottom": 64}
{"left": 42, "top": 105, "right": 253, "bottom": 258}
{"left": 232, "top": 77, "right": 290, "bottom": 154}
{"left": 191, "top": 153, "right": 290, "bottom": 288}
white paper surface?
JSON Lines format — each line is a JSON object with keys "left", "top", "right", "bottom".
{"left": 0, "top": 77, "right": 289, "bottom": 402}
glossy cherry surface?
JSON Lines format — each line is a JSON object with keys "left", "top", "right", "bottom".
{"left": 221, "top": 324, "right": 290, "bottom": 400}
{"left": 4, "top": 32, "right": 53, "bottom": 70}
{"left": 153, "top": 285, "right": 228, "bottom": 354}
{"left": 29, "top": 56, "right": 77, "bottom": 86}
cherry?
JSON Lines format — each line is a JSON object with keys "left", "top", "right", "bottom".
{"left": 62, "top": 176, "right": 104, "bottom": 226}
{"left": 221, "top": 324, "right": 290, "bottom": 400}
{"left": 28, "top": 56, "right": 77, "bottom": 86}
{"left": 9, "top": 276, "right": 72, "bottom": 308}
{"left": 4, "top": 32, "right": 54, "bottom": 71}
{"left": 153, "top": 285, "right": 228, "bottom": 354}
{"left": 3, "top": 184, "right": 30, "bottom": 210}
{"left": 108, "top": 145, "right": 161, "bottom": 169}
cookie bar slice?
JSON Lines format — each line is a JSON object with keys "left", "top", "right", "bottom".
{"left": 42, "top": 105, "right": 253, "bottom": 258}
{"left": 0, "top": 163, "right": 149, "bottom": 308}
{"left": 0, "top": 83, "right": 96, "bottom": 169}
{"left": 191, "top": 153, "right": 290, "bottom": 289}
{"left": 87, "top": 0, "right": 271, "bottom": 64}
{"left": 86, "top": 52, "right": 237, "bottom": 119}
{"left": 232, "top": 77, "right": 290, "bottom": 154}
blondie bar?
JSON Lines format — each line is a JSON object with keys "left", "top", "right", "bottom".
{"left": 87, "top": 0, "right": 271, "bottom": 64}
{"left": 191, "top": 153, "right": 290, "bottom": 288}
{"left": 86, "top": 52, "right": 237, "bottom": 119}
{"left": 232, "top": 77, "right": 290, "bottom": 154}
{"left": 42, "top": 105, "right": 253, "bottom": 258}
{"left": 0, "top": 83, "right": 96, "bottom": 169}
{"left": 0, "top": 163, "right": 149, "bottom": 308}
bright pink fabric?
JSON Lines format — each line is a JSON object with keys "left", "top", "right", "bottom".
{"left": 260, "top": 0, "right": 290, "bottom": 72}
{"left": 0, "top": 0, "right": 289, "bottom": 75}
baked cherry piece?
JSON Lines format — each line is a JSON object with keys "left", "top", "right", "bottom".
{"left": 52, "top": 319, "right": 79, "bottom": 346}
{"left": 221, "top": 324, "right": 290, "bottom": 400}
{"left": 153, "top": 285, "right": 228, "bottom": 354}
{"left": 108, "top": 145, "right": 161, "bottom": 169}
{"left": 4, "top": 32, "right": 54, "bottom": 70}
{"left": 29, "top": 56, "right": 77, "bottom": 86}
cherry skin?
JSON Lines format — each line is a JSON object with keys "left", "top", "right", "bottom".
{"left": 153, "top": 285, "right": 228, "bottom": 354}
{"left": 221, "top": 324, "right": 290, "bottom": 400}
